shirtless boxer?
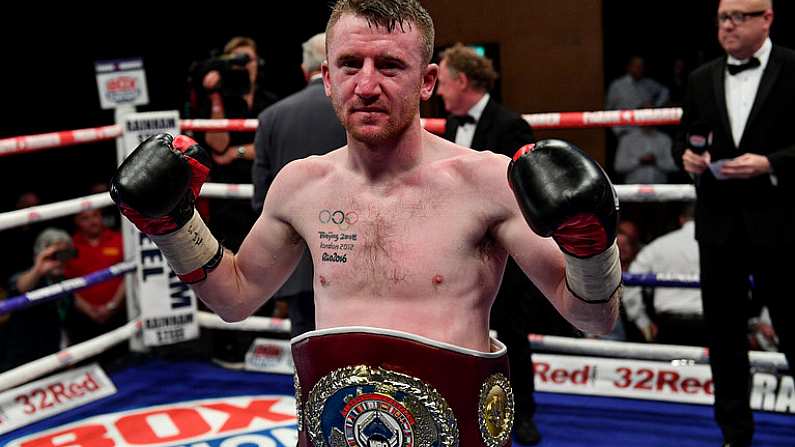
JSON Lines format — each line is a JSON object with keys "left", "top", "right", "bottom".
{"left": 111, "top": 1, "right": 620, "bottom": 445}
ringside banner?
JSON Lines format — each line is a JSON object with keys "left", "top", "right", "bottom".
{"left": 4, "top": 395, "right": 296, "bottom": 447}
{"left": 122, "top": 111, "right": 199, "bottom": 347}
{"left": 95, "top": 58, "right": 149, "bottom": 109}
{"left": 0, "top": 364, "right": 116, "bottom": 435}
{"left": 534, "top": 354, "right": 794, "bottom": 413}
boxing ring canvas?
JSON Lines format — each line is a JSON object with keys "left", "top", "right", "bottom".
{"left": 2, "top": 359, "right": 793, "bottom": 447}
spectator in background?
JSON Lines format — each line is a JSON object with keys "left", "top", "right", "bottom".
{"left": 0, "top": 228, "right": 72, "bottom": 372}
{"left": 606, "top": 56, "right": 670, "bottom": 179}
{"left": 253, "top": 32, "right": 347, "bottom": 338}
{"left": 437, "top": 43, "right": 533, "bottom": 157}
{"left": 613, "top": 126, "right": 679, "bottom": 184}
{"left": 64, "top": 208, "right": 125, "bottom": 345}
{"left": 606, "top": 56, "right": 671, "bottom": 114}
{"left": 623, "top": 205, "right": 706, "bottom": 346}
{"left": 190, "top": 36, "right": 279, "bottom": 252}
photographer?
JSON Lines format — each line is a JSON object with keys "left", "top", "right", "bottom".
{"left": 187, "top": 37, "right": 280, "bottom": 367}
{"left": 1, "top": 228, "right": 72, "bottom": 372}
{"left": 188, "top": 36, "right": 278, "bottom": 251}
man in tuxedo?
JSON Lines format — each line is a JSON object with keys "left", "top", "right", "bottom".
{"left": 673, "top": 1, "right": 795, "bottom": 445}
{"left": 437, "top": 43, "right": 534, "bottom": 157}
{"left": 437, "top": 42, "right": 542, "bottom": 445}
{"left": 253, "top": 33, "right": 347, "bottom": 337}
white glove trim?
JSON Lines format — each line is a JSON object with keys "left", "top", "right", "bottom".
{"left": 149, "top": 209, "right": 220, "bottom": 275}
{"left": 564, "top": 241, "right": 622, "bottom": 303}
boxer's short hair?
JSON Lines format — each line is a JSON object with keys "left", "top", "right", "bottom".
{"left": 327, "top": 0, "right": 435, "bottom": 64}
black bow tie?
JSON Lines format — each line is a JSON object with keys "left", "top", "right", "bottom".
{"left": 452, "top": 114, "right": 476, "bottom": 125}
{"left": 727, "top": 57, "right": 761, "bottom": 76}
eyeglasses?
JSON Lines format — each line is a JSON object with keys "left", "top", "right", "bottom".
{"left": 717, "top": 10, "right": 766, "bottom": 26}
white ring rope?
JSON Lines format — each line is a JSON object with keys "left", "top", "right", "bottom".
{"left": 0, "top": 184, "right": 692, "bottom": 233}
{"left": 0, "top": 192, "right": 113, "bottom": 232}
{"left": 0, "top": 107, "right": 684, "bottom": 157}
{"left": 529, "top": 334, "right": 787, "bottom": 371}
{"left": 0, "top": 184, "right": 254, "bottom": 232}
{"left": 197, "top": 310, "right": 292, "bottom": 333}
{"left": 199, "top": 183, "right": 254, "bottom": 199}
{"left": 0, "top": 313, "right": 290, "bottom": 394}
{"left": 614, "top": 184, "right": 695, "bottom": 202}
{"left": 0, "top": 320, "right": 142, "bottom": 393}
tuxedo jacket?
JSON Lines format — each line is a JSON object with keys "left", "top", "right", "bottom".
{"left": 443, "top": 96, "right": 534, "bottom": 158}
{"left": 673, "top": 45, "right": 795, "bottom": 247}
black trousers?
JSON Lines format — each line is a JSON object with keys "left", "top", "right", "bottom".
{"left": 699, "top": 236, "right": 795, "bottom": 444}
{"left": 491, "top": 258, "right": 537, "bottom": 420}
{"left": 490, "top": 258, "right": 579, "bottom": 420}
{"left": 284, "top": 290, "right": 316, "bottom": 338}
{"left": 655, "top": 313, "right": 708, "bottom": 347}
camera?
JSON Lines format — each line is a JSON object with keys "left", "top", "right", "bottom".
{"left": 190, "top": 52, "right": 252, "bottom": 98}
{"left": 52, "top": 247, "right": 78, "bottom": 262}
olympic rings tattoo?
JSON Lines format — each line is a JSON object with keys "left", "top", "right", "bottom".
{"left": 318, "top": 209, "right": 358, "bottom": 230}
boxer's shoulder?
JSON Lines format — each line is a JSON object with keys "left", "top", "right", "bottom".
{"left": 432, "top": 148, "right": 511, "bottom": 193}
{"left": 275, "top": 150, "right": 344, "bottom": 188}
{"left": 264, "top": 153, "right": 344, "bottom": 218}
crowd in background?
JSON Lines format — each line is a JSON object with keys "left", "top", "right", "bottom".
{"left": 0, "top": 34, "right": 782, "bottom": 371}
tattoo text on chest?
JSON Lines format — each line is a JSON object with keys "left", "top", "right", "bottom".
{"left": 318, "top": 208, "right": 358, "bottom": 263}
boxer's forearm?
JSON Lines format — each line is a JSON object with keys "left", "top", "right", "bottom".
{"left": 191, "top": 238, "right": 304, "bottom": 323}
{"left": 191, "top": 253, "right": 267, "bottom": 322}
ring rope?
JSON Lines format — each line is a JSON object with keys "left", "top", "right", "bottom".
{"left": 0, "top": 265, "right": 701, "bottom": 318}
{"left": 0, "top": 185, "right": 254, "bottom": 232}
{"left": 0, "top": 184, "right": 692, "bottom": 233}
{"left": 0, "top": 319, "right": 142, "bottom": 393}
{"left": 0, "top": 261, "right": 136, "bottom": 316}
{"left": 0, "top": 125, "right": 122, "bottom": 157}
{"left": 622, "top": 272, "right": 700, "bottom": 288}
{"left": 0, "top": 192, "right": 112, "bottom": 232}
{"left": 0, "top": 107, "right": 683, "bottom": 157}
{"left": 528, "top": 334, "right": 787, "bottom": 371}
{"left": 0, "top": 313, "right": 288, "bottom": 394}
{"left": 197, "top": 310, "right": 292, "bottom": 334}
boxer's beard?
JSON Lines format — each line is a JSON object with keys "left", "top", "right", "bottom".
{"left": 331, "top": 88, "right": 419, "bottom": 147}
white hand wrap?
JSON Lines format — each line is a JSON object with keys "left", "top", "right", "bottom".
{"left": 563, "top": 241, "right": 622, "bottom": 303}
{"left": 149, "top": 209, "right": 220, "bottom": 276}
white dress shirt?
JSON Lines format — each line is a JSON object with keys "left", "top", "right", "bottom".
{"left": 613, "top": 128, "right": 678, "bottom": 184}
{"left": 455, "top": 93, "right": 490, "bottom": 148}
{"left": 624, "top": 221, "right": 702, "bottom": 332}
{"left": 725, "top": 38, "right": 772, "bottom": 147}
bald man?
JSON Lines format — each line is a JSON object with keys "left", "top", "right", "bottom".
{"left": 672, "top": 1, "right": 795, "bottom": 445}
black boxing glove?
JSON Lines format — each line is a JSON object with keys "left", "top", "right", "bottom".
{"left": 111, "top": 134, "right": 222, "bottom": 283}
{"left": 508, "top": 139, "right": 622, "bottom": 303}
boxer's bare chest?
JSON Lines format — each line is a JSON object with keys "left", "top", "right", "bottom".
{"left": 294, "top": 169, "right": 501, "bottom": 298}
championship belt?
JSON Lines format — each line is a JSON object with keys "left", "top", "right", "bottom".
{"left": 291, "top": 326, "right": 513, "bottom": 447}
